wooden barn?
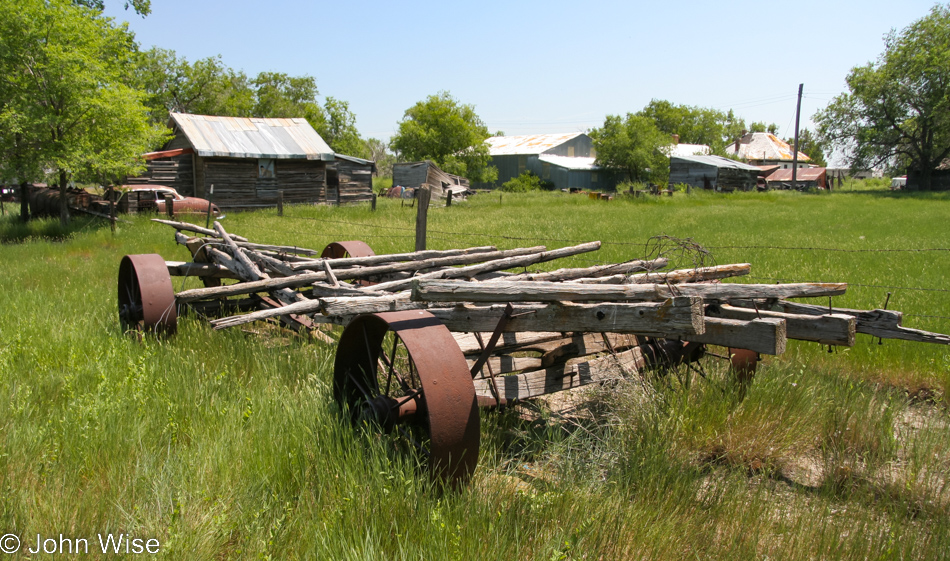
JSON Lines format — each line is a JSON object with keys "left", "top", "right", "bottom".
{"left": 392, "top": 161, "right": 469, "bottom": 198}
{"left": 128, "top": 113, "right": 373, "bottom": 209}
{"left": 669, "top": 155, "right": 761, "bottom": 192}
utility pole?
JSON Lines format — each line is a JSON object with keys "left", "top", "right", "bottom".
{"left": 791, "top": 83, "right": 803, "bottom": 191}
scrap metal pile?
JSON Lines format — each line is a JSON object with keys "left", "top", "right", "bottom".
{"left": 118, "top": 219, "right": 950, "bottom": 485}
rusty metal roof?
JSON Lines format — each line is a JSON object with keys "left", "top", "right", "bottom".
{"left": 725, "top": 132, "right": 811, "bottom": 162}
{"left": 169, "top": 113, "right": 335, "bottom": 160}
{"left": 765, "top": 167, "right": 826, "bottom": 182}
{"left": 486, "top": 133, "right": 586, "bottom": 155}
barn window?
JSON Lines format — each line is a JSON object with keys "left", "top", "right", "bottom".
{"left": 258, "top": 159, "right": 275, "bottom": 178}
{"left": 591, "top": 172, "right": 599, "bottom": 182}
{"left": 518, "top": 156, "right": 526, "bottom": 174}
{"left": 567, "top": 146, "right": 575, "bottom": 157}
{"left": 542, "top": 163, "right": 550, "bottom": 179}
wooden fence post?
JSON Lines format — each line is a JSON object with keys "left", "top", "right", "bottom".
{"left": 371, "top": 192, "right": 377, "bottom": 211}
{"left": 415, "top": 186, "right": 431, "bottom": 252}
{"left": 446, "top": 190, "right": 453, "bottom": 207}
{"left": 277, "top": 190, "right": 284, "bottom": 216}
{"left": 109, "top": 190, "right": 116, "bottom": 234}
{"left": 164, "top": 194, "right": 174, "bottom": 217}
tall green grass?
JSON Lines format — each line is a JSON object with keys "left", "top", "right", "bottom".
{"left": 1, "top": 189, "right": 948, "bottom": 559}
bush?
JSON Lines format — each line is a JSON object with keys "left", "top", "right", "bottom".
{"left": 501, "top": 172, "right": 542, "bottom": 193}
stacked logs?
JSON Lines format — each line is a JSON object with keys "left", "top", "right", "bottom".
{"left": 152, "top": 218, "right": 950, "bottom": 405}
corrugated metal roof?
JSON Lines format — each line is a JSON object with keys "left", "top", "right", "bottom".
{"left": 662, "top": 143, "right": 711, "bottom": 157}
{"left": 671, "top": 155, "right": 762, "bottom": 171}
{"left": 486, "top": 133, "right": 585, "bottom": 155}
{"left": 765, "top": 167, "right": 826, "bottom": 182}
{"left": 538, "top": 155, "right": 600, "bottom": 171}
{"left": 725, "top": 132, "right": 811, "bottom": 162}
{"left": 169, "top": 113, "right": 335, "bottom": 160}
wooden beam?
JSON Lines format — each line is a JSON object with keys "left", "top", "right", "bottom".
{"left": 712, "top": 304, "right": 855, "bottom": 346}
{"left": 412, "top": 279, "right": 847, "bottom": 304}
{"left": 427, "top": 298, "right": 704, "bottom": 334}
{"left": 474, "top": 347, "right": 645, "bottom": 403}
{"left": 677, "top": 317, "right": 786, "bottom": 355}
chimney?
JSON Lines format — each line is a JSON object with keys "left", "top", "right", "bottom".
{"left": 671, "top": 134, "right": 680, "bottom": 145}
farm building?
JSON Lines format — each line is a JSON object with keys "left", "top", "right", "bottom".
{"left": 477, "top": 133, "right": 620, "bottom": 191}
{"left": 669, "top": 155, "right": 762, "bottom": 192}
{"left": 128, "top": 113, "right": 373, "bottom": 209}
{"left": 725, "top": 132, "right": 812, "bottom": 169}
{"left": 392, "top": 161, "right": 469, "bottom": 199}
{"left": 765, "top": 167, "right": 828, "bottom": 190}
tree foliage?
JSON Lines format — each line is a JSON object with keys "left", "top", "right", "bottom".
{"left": 589, "top": 114, "right": 669, "bottom": 183}
{"left": 785, "top": 128, "right": 827, "bottom": 167}
{"left": 134, "top": 50, "right": 367, "bottom": 156}
{"left": 390, "top": 91, "right": 496, "bottom": 183}
{"left": 636, "top": 100, "right": 756, "bottom": 154}
{"left": 815, "top": 4, "right": 950, "bottom": 189}
{"left": 365, "top": 138, "right": 394, "bottom": 177}
{"left": 73, "top": 0, "right": 150, "bottom": 16}
{"left": 0, "top": 0, "right": 166, "bottom": 223}
{"left": 500, "top": 172, "right": 542, "bottom": 193}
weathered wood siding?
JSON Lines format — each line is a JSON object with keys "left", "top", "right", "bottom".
{"left": 200, "top": 158, "right": 327, "bottom": 209}
{"left": 334, "top": 158, "right": 374, "bottom": 204}
{"left": 124, "top": 154, "right": 194, "bottom": 195}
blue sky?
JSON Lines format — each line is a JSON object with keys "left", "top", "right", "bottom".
{"left": 106, "top": 0, "right": 937, "bottom": 145}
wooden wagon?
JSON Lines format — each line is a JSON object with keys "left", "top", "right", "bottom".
{"left": 117, "top": 219, "right": 950, "bottom": 486}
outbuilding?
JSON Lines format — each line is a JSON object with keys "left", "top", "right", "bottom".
{"left": 765, "top": 167, "right": 828, "bottom": 190}
{"left": 128, "top": 113, "right": 373, "bottom": 210}
{"left": 669, "top": 155, "right": 761, "bottom": 192}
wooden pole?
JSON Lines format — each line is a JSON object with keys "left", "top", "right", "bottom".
{"left": 164, "top": 194, "right": 174, "bottom": 217}
{"left": 205, "top": 184, "right": 214, "bottom": 229}
{"left": 109, "top": 189, "right": 116, "bottom": 234}
{"left": 791, "top": 83, "right": 803, "bottom": 191}
{"left": 277, "top": 190, "right": 284, "bottom": 217}
{"left": 371, "top": 192, "right": 377, "bottom": 211}
{"left": 415, "top": 186, "right": 431, "bottom": 252}
{"left": 446, "top": 190, "right": 453, "bottom": 207}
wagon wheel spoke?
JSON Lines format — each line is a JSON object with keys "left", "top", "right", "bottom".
{"left": 333, "top": 311, "right": 480, "bottom": 487}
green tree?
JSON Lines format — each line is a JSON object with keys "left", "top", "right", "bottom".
{"left": 590, "top": 114, "right": 669, "bottom": 183}
{"left": 750, "top": 121, "right": 780, "bottom": 134}
{"left": 0, "top": 0, "right": 166, "bottom": 224}
{"left": 815, "top": 4, "right": 950, "bottom": 190}
{"left": 73, "top": 0, "right": 151, "bottom": 16}
{"left": 322, "top": 97, "right": 367, "bottom": 157}
{"left": 785, "top": 128, "right": 827, "bottom": 167}
{"left": 637, "top": 100, "right": 750, "bottom": 154}
{"left": 390, "top": 91, "right": 496, "bottom": 183}
{"left": 134, "top": 48, "right": 254, "bottom": 125}
{"left": 365, "top": 138, "right": 394, "bottom": 177}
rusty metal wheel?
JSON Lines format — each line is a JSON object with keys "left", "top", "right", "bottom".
{"left": 118, "top": 254, "right": 177, "bottom": 335}
{"left": 728, "top": 347, "right": 759, "bottom": 380}
{"left": 321, "top": 240, "right": 375, "bottom": 259}
{"left": 333, "top": 310, "right": 480, "bottom": 487}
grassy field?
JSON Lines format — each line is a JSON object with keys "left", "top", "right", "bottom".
{"left": 1, "top": 187, "right": 948, "bottom": 559}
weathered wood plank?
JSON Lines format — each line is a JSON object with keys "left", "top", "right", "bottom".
{"left": 166, "top": 260, "right": 241, "bottom": 280}
{"left": 426, "top": 298, "right": 704, "bottom": 334}
{"left": 289, "top": 246, "right": 497, "bottom": 270}
{"left": 412, "top": 279, "right": 847, "bottom": 303}
{"left": 625, "top": 263, "right": 751, "bottom": 284}
{"left": 711, "top": 304, "right": 856, "bottom": 346}
{"left": 760, "top": 300, "right": 949, "bottom": 345}
{"left": 499, "top": 258, "right": 668, "bottom": 282}
{"left": 293, "top": 246, "right": 542, "bottom": 273}
{"left": 676, "top": 317, "right": 787, "bottom": 355}
{"left": 453, "top": 332, "right": 566, "bottom": 355}
{"left": 474, "top": 347, "right": 645, "bottom": 403}
{"left": 368, "top": 241, "right": 603, "bottom": 293}
{"left": 152, "top": 218, "right": 249, "bottom": 242}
